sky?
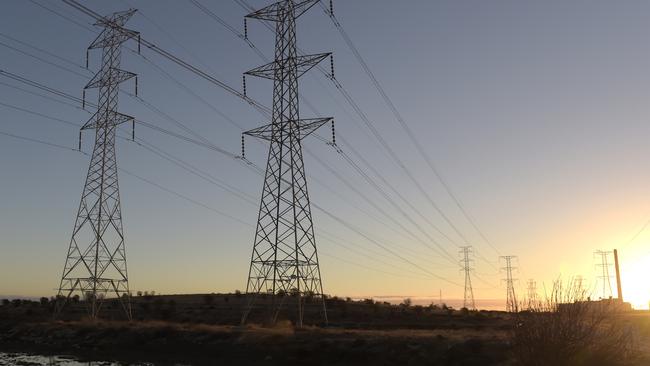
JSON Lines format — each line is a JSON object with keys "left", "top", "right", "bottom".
{"left": 2, "top": 0, "right": 650, "bottom": 310}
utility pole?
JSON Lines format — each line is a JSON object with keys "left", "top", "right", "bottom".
{"left": 594, "top": 250, "right": 613, "bottom": 299}
{"left": 55, "top": 9, "right": 140, "bottom": 320}
{"left": 459, "top": 246, "right": 476, "bottom": 310}
{"left": 241, "top": 0, "right": 333, "bottom": 328}
{"left": 613, "top": 249, "right": 623, "bottom": 302}
{"left": 526, "top": 279, "right": 537, "bottom": 309}
{"left": 501, "top": 256, "right": 518, "bottom": 312}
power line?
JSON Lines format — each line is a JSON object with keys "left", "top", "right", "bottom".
{"left": 0, "top": 100, "right": 80, "bottom": 128}
{"left": 232, "top": 0, "right": 469, "bottom": 248}
{"left": 319, "top": 1, "right": 501, "bottom": 256}
{"left": 0, "top": 32, "right": 91, "bottom": 73}
{"left": 2, "top": 71, "right": 462, "bottom": 290}
{"left": 0, "top": 130, "right": 79, "bottom": 152}
{"left": 178, "top": 0, "right": 502, "bottom": 273}
{"left": 63, "top": 0, "right": 273, "bottom": 118}
{"left": 28, "top": 0, "right": 96, "bottom": 32}
{"left": 4, "top": 97, "right": 448, "bottom": 282}
{"left": 0, "top": 68, "right": 461, "bottom": 284}
{"left": 46, "top": 134, "right": 443, "bottom": 283}
{"left": 6, "top": 3, "right": 466, "bottom": 288}
{"left": 56, "top": 0, "right": 441, "bottom": 252}
{"left": 90, "top": 5, "right": 466, "bottom": 273}
{"left": 0, "top": 40, "right": 88, "bottom": 78}
{"left": 215, "top": 3, "right": 491, "bottom": 264}
{"left": 621, "top": 217, "right": 650, "bottom": 248}
{"left": 196, "top": 0, "right": 462, "bottom": 264}
{"left": 0, "top": 69, "right": 239, "bottom": 159}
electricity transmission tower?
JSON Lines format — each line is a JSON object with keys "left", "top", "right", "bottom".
{"left": 501, "top": 256, "right": 518, "bottom": 312}
{"left": 459, "top": 246, "right": 475, "bottom": 310}
{"left": 526, "top": 279, "right": 537, "bottom": 308}
{"left": 594, "top": 250, "right": 614, "bottom": 299}
{"left": 55, "top": 9, "right": 140, "bottom": 320}
{"left": 241, "top": 0, "right": 332, "bottom": 327}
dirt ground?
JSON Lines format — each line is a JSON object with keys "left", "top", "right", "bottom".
{"left": 3, "top": 294, "right": 650, "bottom": 365}
{"left": 0, "top": 320, "right": 512, "bottom": 366}
{"left": 0, "top": 295, "right": 513, "bottom": 365}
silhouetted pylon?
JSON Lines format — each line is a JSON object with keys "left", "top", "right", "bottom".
{"left": 501, "top": 256, "right": 518, "bottom": 312}
{"left": 594, "top": 250, "right": 613, "bottom": 299}
{"left": 459, "top": 246, "right": 476, "bottom": 310}
{"left": 55, "top": 9, "right": 140, "bottom": 320}
{"left": 241, "top": 0, "right": 333, "bottom": 328}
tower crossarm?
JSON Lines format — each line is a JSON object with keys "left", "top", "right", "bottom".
{"left": 94, "top": 9, "right": 137, "bottom": 27}
{"left": 245, "top": 53, "right": 331, "bottom": 80}
{"left": 81, "top": 110, "right": 134, "bottom": 131}
{"left": 245, "top": 0, "right": 320, "bottom": 22}
{"left": 89, "top": 28, "right": 139, "bottom": 49}
{"left": 85, "top": 68, "right": 136, "bottom": 89}
{"left": 244, "top": 117, "right": 332, "bottom": 142}
{"left": 88, "top": 10, "right": 139, "bottom": 49}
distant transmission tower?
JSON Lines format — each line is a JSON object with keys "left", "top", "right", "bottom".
{"left": 594, "top": 250, "right": 614, "bottom": 299}
{"left": 526, "top": 279, "right": 537, "bottom": 308}
{"left": 55, "top": 9, "right": 140, "bottom": 320}
{"left": 501, "top": 256, "right": 518, "bottom": 312}
{"left": 459, "top": 246, "right": 476, "bottom": 310}
{"left": 241, "top": 0, "right": 333, "bottom": 327}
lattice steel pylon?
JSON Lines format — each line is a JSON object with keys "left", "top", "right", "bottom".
{"left": 459, "top": 246, "right": 476, "bottom": 310}
{"left": 501, "top": 256, "right": 518, "bottom": 312}
{"left": 241, "top": 0, "right": 332, "bottom": 328}
{"left": 526, "top": 279, "right": 537, "bottom": 309}
{"left": 55, "top": 9, "right": 139, "bottom": 320}
{"left": 594, "top": 250, "right": 614, "bottom": 299}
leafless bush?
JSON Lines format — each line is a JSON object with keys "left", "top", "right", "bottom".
{"left": 511, "top": 278, "right": 637, "bottom": 366}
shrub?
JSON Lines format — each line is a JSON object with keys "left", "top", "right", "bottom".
{"left": 511, "top": 278, "right": 637, "bottom": 366}
{"left": 203, "top": 294, "right": 214, "bottom": 306}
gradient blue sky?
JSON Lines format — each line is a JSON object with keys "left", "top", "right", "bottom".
{"left": 2, "top": 0, "right": 650, "bottom": 309}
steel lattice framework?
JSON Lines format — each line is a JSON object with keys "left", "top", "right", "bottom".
{"left": 594, "top": 250, "right": 614, "bottom": 299}
{"left": 526, "top": 279, "right": 537, "bottom": 309}
{"left": 55, "top": 9, "right": 139, "bottom": 320}
{"left": 242, "top": 0, "right": 331, "bottom": 327}
{"left": 501, "top": 256, "right": 518, "bottom": 313}
{"left": 460, "top": 246, "right": 476, "bottom": 310}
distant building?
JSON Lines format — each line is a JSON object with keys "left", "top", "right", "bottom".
{"left": 558, "top": 297, "right": 632, "bottom": 313}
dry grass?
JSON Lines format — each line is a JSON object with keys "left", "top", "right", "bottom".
{"left": 50, "top": 317, "right": 508, "bottom": 343}
{"left": 512, "top": 279, "right": 638, "bottom": 366}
